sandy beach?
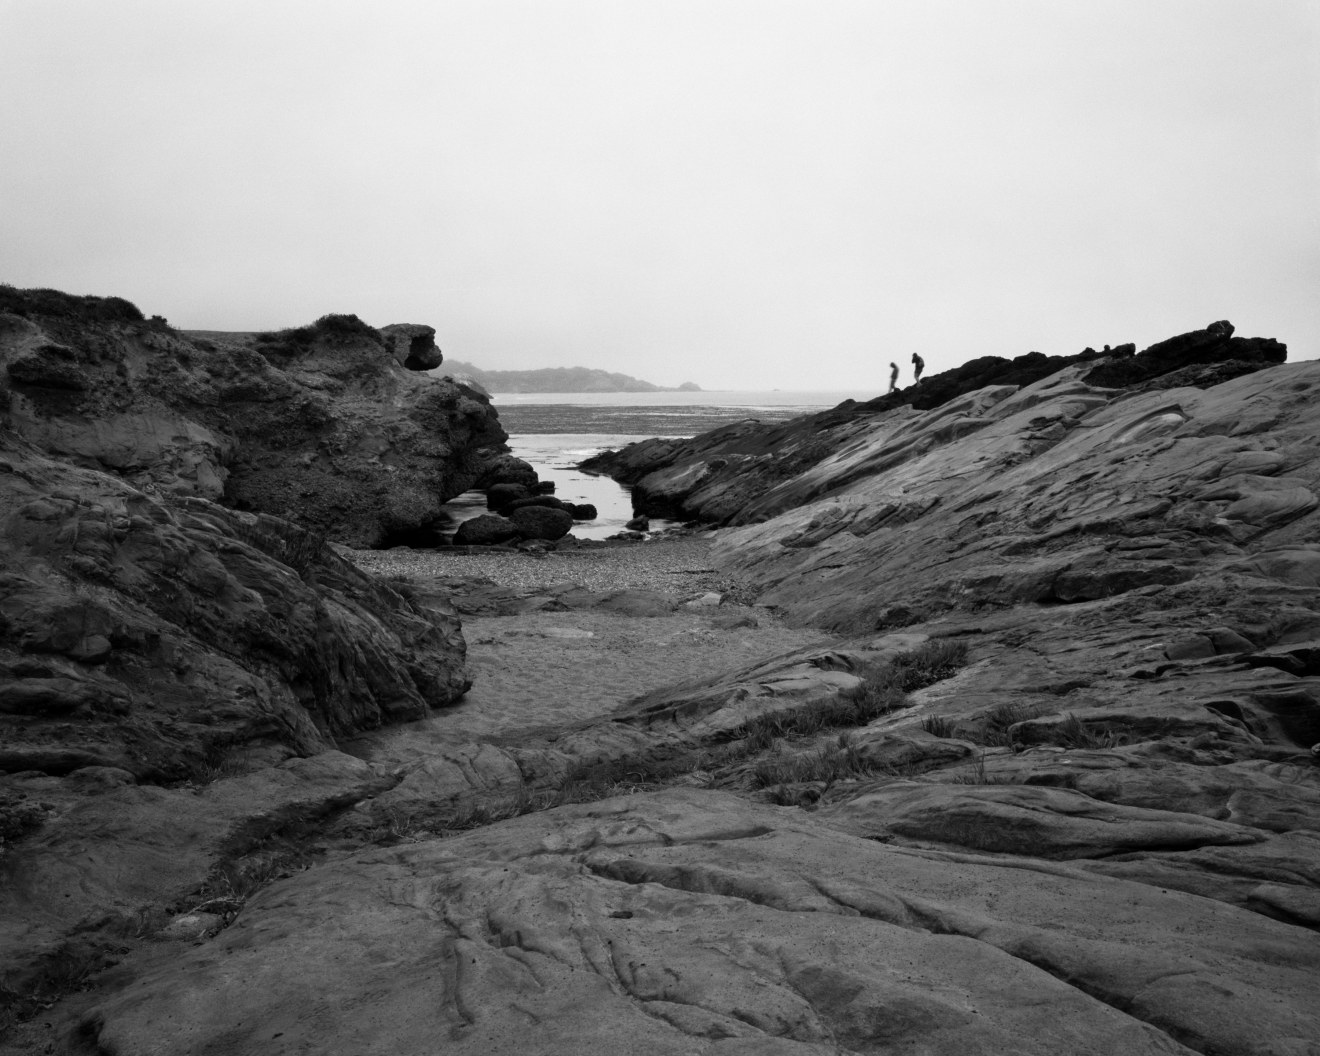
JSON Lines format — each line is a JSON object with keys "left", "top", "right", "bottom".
{"left": 344, "top": 537, "right": 837, "bottom": 762}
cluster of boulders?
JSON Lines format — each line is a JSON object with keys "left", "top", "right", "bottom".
{"left": 452, "top": 455, "right": 598, "bottom": 546}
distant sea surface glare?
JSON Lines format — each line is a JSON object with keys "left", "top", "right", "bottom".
{"left": 445, "top": 389, "right": 884, "bottom": 541}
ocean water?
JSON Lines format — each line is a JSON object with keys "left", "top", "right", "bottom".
{"left": 443, "top": 389, "right": 882, "bottom": 541}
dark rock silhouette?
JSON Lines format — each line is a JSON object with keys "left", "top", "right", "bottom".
{"left": 453, "top": 513, "right": 519, "bottom": 546}
{"left": 510, "top": 505, "right": 574, "bottom": 540}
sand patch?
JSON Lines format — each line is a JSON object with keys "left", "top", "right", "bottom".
{"left": 346, "top": 606, "right": 834, "bottom": 766}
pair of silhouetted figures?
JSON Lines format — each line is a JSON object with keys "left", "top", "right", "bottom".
{"left": 888, "top": 353, "right": 924, "bottom": 393}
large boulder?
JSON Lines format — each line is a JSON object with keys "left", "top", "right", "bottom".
{"left": 453, "top": 514, "right": 519, "bottom": 546}
{"left": 476, "top": 454, "right": 539, "bottom": 489}
{"left": 507, "top": 495, "right": 568, "bottom": 512}
{"left": 379, "top": 323, "right": 443, "bottom": 370}
{"left": 510, "top": 505, "right": 573, "bottom": 541}
{"left": 485, "top": 482, "right": 531, "bottom": 511}
{"left": 0, "top": 287, "right": 508, "bottom": 548}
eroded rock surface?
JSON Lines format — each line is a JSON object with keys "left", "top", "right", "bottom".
{"left": 79, "top": 790, "right": 1316, "bottom": 1056}
{"left": 0, "top": 439, "right": 469, "bottom": 782}
{"left": 4, "top": 316, "right": 1319, "bottom": 1055}
{"left": 0, "top": 289, "right": 506, "bottom": 547}
{"left": 0, "top": 435, "right": 472, "bottom": 1011}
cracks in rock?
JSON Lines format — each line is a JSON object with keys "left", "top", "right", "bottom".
{"left": 579, "top": 845, "right": 1226, "bottom": 1055}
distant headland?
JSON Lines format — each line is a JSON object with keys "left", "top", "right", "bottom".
{"left": 434, "top": 358, "right": 701, "bottom": 394}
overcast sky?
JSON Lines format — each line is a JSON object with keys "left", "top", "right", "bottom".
{"left": 2, "top": 1, "right": 1316, "bottom": 390}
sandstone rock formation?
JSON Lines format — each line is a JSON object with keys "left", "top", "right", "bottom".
{"left": 0, "top": 288, "right": 507, "bottom": 547}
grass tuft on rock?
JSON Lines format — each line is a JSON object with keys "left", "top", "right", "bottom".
{"left": 0, "top": 283, "right": 145, "bottom": 324}
{"left": 737, "top": 639, "right": 968, "bottom": 751}
{"left": 254, "top": 313, "right": 382, "bottom": 358}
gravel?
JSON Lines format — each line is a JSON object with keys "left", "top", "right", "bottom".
{"left": 345, "top": 537, "right": 728, "bottom": 595}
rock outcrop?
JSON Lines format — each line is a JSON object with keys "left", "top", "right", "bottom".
{"left": 0, "top": 435, "right": 469, "bottom": 782}
{"left": 76, "top": 786, "right": 1319, "bottom": 1056}
{"left": 0, "top": 429, "right": 473, "bottom": 1029}
{"left": 5, "top": 313, "right": 1319, "bottom": 1056}
{"left": 0, "top": 288, "right": 507, "bottom": 547}
{"left": 584, "top": 321, "right": 1288, "bottom": 528}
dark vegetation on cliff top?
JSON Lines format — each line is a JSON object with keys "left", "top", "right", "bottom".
{"left": 253, "top": 313, "right": 383, "bottom": 357}
{"left": 0, "top": 284, "right": 148, "bottom": 325}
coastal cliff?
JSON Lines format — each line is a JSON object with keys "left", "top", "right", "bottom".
{"left": 0, "top": 287, "right": 508, "bottom": 548}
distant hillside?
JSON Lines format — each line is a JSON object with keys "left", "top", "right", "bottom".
{"left": 436, "top": 359, "right": 700, "bottom": 394}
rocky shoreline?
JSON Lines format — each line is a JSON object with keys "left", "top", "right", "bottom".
{"left": 3, "top": 301, "right": 1318, "bottom": 1055}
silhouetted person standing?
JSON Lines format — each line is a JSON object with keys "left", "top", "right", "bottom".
{"left": 888, "top": 362, "right": 899, "bottom": 393}
{"left": 912, "top": 352, "right": 924, "bottom": 382}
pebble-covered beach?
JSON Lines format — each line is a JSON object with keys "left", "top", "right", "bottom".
{"left": 345, "top": 536, "right": 727, "bottom": 595}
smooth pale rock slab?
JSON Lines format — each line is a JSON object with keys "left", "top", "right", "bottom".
{"left": 1226, "top": 548, "right": 1320, "bottom": 587}
{"left": 82, "top": 789, "right": 1317, "bottom": 1056}
{"left": 1081, "top": 830, "right": 1320, "bottom": 924}
{"left": 823, "top": 780, "right": 1265, "bottom": 858}
{"left": 1222, "top": 486, "right": 1318, "bottom": 526}
{"left": 1247, "top": 881, "right": 1320, "bottom": 927}
{"left": 0, "top": 750, "right": 391, "bottom": 986}
{"left": 945, "top": 750, "right": 1320, "bottom": 833}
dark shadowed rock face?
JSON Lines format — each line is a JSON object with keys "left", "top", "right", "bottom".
{"left": 0, "top": 289, "right": 507, "bottom": 547}
{"left": 452, "top": 513, "right": 519, "bottom": 546}
{"left": 0, "top": 437, "right": 469, "bottom": 782}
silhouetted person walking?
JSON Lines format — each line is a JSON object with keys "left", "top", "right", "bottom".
{"left": 912, "top": 352, "right": 924, "bottom": 382}
{"left": 888, "top": 362, "right": 899, "bottom": 393}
